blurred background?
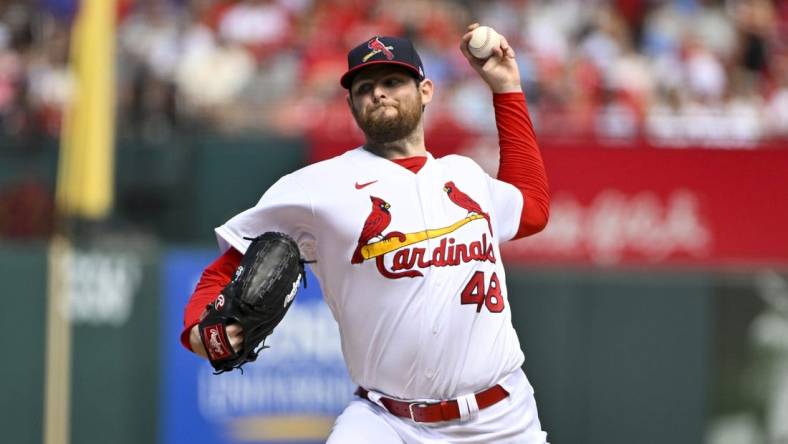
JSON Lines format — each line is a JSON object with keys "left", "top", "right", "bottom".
{"left": 1, "top": 0, "right": 787, "bottom": 443}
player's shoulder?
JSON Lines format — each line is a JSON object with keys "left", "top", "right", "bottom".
{"left": 287, "top": 148, "right": 360, "bottom": 180}
{"left": 435, "top": 153, "right": 486, "bottom": 174}
{"left": 436, "top": 153, "right": 476, "bottom": 164}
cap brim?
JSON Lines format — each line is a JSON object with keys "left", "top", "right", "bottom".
{"left": 340, "top": 61, "right": 424, "bottom": 89}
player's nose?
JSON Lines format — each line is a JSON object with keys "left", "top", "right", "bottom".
{"left": 372, "top": 84, "right": 387, "bottom": 101}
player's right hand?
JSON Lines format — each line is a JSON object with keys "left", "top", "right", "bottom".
{"left": 189, "top": 323, "right": 244, "bottom": 359}
{"left": 460, "top": 23, "right": 522, "bottom": 94}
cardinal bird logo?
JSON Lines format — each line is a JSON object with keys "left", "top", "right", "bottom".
{"left": 351, "top": 196, "right": 392, "bottom": 263}
{"left": 363, "top": 37, "right": 395, "bottom": 62}
{"left": 444, "top": 181, "right": 493, "bottom": 236}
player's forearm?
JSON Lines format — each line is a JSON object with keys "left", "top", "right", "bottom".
{"left": 493, "top": 92, "right": 550, "bottom": 238}
{"left": 180, "top": 247, "right": 243, "bottom": 352}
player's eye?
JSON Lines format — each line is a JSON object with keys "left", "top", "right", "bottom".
{"left": 354, "top": 83, "right": 372, "bottom": 95}
{"left": 385, "top": 78, "right": 402, "bottom": 87}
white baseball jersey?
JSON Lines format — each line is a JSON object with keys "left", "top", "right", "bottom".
{"left": 216, "top": 147, "right": 525, "bottom": 401}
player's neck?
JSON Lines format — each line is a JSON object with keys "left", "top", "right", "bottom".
{"left": 363, "top": 124, "right": 427, "bottom": 160}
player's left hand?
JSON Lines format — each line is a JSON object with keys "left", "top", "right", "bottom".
{"left": 460, "top": 23, "right": 522, "bottom": 94}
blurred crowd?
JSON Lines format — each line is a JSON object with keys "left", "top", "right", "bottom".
{"left": 1, "top": 0, "right": 787, "bottom": 147}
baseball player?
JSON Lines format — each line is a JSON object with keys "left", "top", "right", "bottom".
{"left": 181, "top": 23, "right": 551, "bottom": 443}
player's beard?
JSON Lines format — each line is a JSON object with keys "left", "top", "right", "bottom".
{"left": 353, "top": 94, "right": 423, "bottom": 144}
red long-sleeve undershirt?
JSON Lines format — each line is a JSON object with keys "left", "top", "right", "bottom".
{"left": 181, "top": 92, "right": 549, "bottom": 351}
{"left": 493, "top": 92, "right": 550, "bottom": 238}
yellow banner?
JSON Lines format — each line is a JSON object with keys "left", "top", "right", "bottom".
{"left": 56, "top": 0, "right": 116, "bottom": 219}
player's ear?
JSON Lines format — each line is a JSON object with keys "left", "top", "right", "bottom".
{"left": 419, "top": 79, "right": 434, "bottom": 106}
{"left": 346, "top": 92, "right": 357, "bottom": 115}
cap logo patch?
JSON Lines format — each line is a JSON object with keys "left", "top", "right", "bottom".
{"left": 363, "top": 37, "right": 394, "bottom": 62}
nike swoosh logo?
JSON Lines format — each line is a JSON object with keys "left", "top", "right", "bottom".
{"left": 355, "top": 180, "right": 378, "bottom": 189}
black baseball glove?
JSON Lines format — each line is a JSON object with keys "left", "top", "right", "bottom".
{"left": 199, "top": 232, "right": 310, "bottom": 374}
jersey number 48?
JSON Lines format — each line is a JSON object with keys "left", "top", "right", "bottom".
{"left": 460, "top": 271, "right": 505, "bottom": 313}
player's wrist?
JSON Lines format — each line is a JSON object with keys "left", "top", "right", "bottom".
{"left": 490, "top": 82, "right": 522, "bottom": 94}
{"left": 189, "top": 324, "right": 209, "bottom": 358}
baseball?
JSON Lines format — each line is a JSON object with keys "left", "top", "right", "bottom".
{"left": 468, "top": 26, "right": 501, "bottom": 60}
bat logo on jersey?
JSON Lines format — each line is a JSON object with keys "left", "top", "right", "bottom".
{"left": 351, "top": 185, "right": 495, "bottom": 279}
{"left": 363, "top": 37, "right": 395, "bottom": 62}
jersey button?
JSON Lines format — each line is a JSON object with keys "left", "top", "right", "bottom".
{"left": 432, "top": 326, "right": 439, "bottom": 334}
{"left": 425, "top": 368, "right": 434, "bottom": 379}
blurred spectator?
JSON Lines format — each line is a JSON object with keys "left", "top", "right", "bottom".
{"left": 767, "top": 53, "right": 788, "bottom": 137}
{"left": 26, "top": 21, "right": 73, "bottom": 137}
{"left": 217, "top": 0, "right": 293, "bottom": 61}
{"left": 118, "top": 0, "right": 181, "bottom": 139}
{"left": 0, "top": 24, "right": 25, "bottom": 134}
